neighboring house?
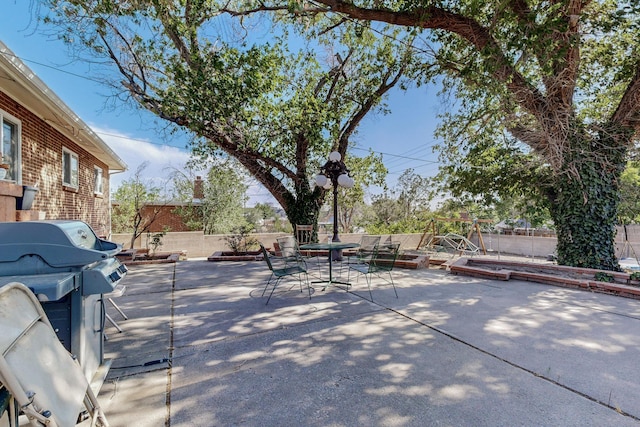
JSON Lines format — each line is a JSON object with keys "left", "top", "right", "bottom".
{"left": 141, "top": 202, "right": 198, "bottom": 232}
{"left": 111, "top": 176, "right": 205, "bottom": 234}
{"left": 0, "top": 41, "right": 126, "bottom": 237}
{"left": 112, "top": 201, "right": 200, "bottom": 233}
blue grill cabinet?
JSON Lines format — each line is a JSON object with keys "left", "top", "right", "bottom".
{"left": 0, "top": 220, "right": 127, "bottom": 383}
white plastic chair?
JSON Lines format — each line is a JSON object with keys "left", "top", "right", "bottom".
{"left": 0, "top": 282, "right": 109, "bottom": 427}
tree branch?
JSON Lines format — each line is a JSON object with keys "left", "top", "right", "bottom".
{"left": 313, "top": 0, "right": 547, "bottom": 120}
{"left": 611, "top": 61, "right": 640, "bottom": 132}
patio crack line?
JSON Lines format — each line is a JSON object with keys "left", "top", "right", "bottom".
{"left": 383, "top": 305, "right": 640, "bottom": 422}
{"left": 559, "top": 300, "right": 640, "bottom": 322}
{"left": 165, "top": 262, "right": 177, "bottom": 427}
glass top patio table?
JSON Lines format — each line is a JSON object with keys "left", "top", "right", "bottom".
{"left": 299, "top": 242, "right": 360, "bottom": 288}
{"left": 299, "top": 242, "right": 360, "bottom": 251}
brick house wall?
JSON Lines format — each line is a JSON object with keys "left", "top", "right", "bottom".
{"left": 114, "top": 176, "right": 205, "bottom": 233}
{"left": 112, "top": 203, "right": 200, "bottom": 233}
{"left": 142, "top": 205, "right": 196, "bottom": 233}
{"left": 0, "top": 91, "right": 112, "bottom": 237}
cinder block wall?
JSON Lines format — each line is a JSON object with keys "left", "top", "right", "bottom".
{"left": 109, "top": 231, "right": 549, "bottom": 259}
{"left": 111, "top": 225, "right": 640, "bottom": 260}
{"left": 110, "top": 232, "right": 425, "bottom": 258}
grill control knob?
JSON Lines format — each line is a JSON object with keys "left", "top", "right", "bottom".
{"left": 109, "top": 271, "right": 121, "bottom": 282}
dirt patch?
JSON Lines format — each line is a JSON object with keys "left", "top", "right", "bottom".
{"left": 117, "top": 249, "right": 181, "bottom": 265}
{"left": 207, "top": 250, "right": 264, "bottom": 262}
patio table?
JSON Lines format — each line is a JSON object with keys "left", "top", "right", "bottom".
{"left": 299, "top": 242, "right": 359, "bottom": 289}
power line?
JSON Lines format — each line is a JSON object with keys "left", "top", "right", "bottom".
{"left": 93, "top": 130, "right": 189, "bottom": 148}
{"left": 5, "top": 27, "right": 442, "bottom": 175}
{"left": 1, "top": 51, "right": 194, "bottom": 150}
{"left": 351, "top": 146, "right": 439, "bottom": 165}
{"left": 383, "top": 146, "right": 437, "bottom": 169}
{"left": 0, "top": 50, "right": 107, "bottom": 84}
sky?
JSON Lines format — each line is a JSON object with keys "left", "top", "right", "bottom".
{"left": 0, "top": 1, "right": 444, "bottom": 207}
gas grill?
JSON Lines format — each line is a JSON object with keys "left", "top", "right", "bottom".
{"left": 0, "top": 220, "right": 128, "bottom": 383}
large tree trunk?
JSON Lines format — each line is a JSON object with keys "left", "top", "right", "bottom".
{"left": 281, "top": 187, "right": 325, "bottom": 242}
{"left": 548, "top": 129, "right": 628, "bottom": 270}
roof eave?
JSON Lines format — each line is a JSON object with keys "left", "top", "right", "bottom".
{"left": 0, "top": 40, "right": 127, "bottom": 172}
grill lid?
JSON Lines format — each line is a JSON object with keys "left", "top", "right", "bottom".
{"left": 0, "top": 220, "right": 121, "bottom": 267}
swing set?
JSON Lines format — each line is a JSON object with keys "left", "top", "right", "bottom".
{"left": 417, "top": 217, "right": 493, "bottom": 256}
{"left": 619, "top": 224, "right": 640, "bottom": 271}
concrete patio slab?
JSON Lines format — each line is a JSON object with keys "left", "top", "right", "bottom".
{"left": 96, "top": 259, "right": 640, "bottom": 426}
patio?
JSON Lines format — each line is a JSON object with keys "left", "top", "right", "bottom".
{"left": 97, "top": 258, "right": 640, "bottom": 426}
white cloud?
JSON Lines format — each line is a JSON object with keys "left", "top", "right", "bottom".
{"left": 95, "top": 126, "right": 279, "bottom": 207}
{"left": 94, "top": 127, "right": 193, "bottom": 191}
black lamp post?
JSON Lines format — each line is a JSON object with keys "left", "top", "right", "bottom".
{"left": 315, "top": 151, "right": 354, "bottom": 258}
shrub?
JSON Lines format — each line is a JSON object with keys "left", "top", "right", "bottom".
{"left": 224, "top": 226, "right": 259, "bottom": 254}
{"left": 148, "top": 231, "right": 166, "bottom": 255}
{"left": 594, "top": 272, "right": 615, "bottom": 283}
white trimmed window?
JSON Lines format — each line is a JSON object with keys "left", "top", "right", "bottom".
{"left": 1, "top": 110, "right": 21, "bottom": 182}
{"left": 62, "top": 147, "right": 79, "bottom": 188}
{"left": 94, "top": 166, "right": 103, "bottom": 195}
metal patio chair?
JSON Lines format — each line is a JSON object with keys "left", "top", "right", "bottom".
{"left": 340, "top": 235, "right": 381, "bottom": 277}
{"left": 0, "top": 282, "right": 109, "bottom": 427}
{"left": 259, "top": 243, "right": 311, "bottom": 305}
{"left": 295, "top": 224, "right": 314, "bottom": 246}
{"left": 344, "top": 235, "right": 382, "bottom": 266}
{"left": 348, "top": 242, "right": 400, "bottom": 301}
{"left": 278, "top": 235, "right": 325, "bottom": 279}
{"left": 276, "top": 236, "right": 300, "bottom": 260}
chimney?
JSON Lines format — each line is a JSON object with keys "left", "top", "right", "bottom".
{"left": 193, "top": 176, "right": 204, "bottom": 200}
